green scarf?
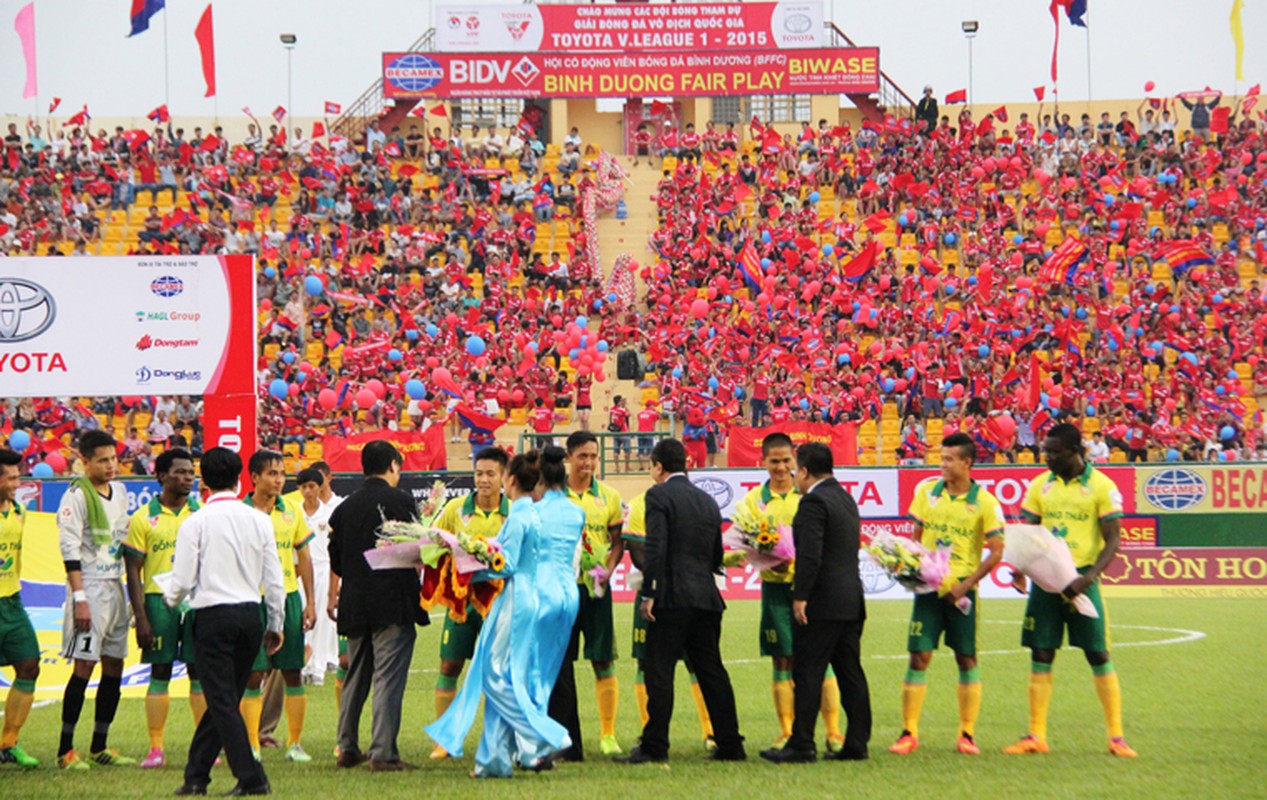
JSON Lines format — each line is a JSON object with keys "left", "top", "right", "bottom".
{"left": 73, "top": 476, "right": 111, "bottom": 547}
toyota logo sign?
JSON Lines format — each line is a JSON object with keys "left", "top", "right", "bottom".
{"left": 0, "top": 278, "right": 56, "bottom": 342}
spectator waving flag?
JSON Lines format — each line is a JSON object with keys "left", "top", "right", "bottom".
{"left": 129, "top": 0, "right": 164, "bottom": 36}
{"left": 454, "top": 403, "right": 506, "bottom": 435}
{"left": 737, "top": 242, "right": 763, "bottom": 292}
{"left": 1159, "top": 240, "right": 1215, "bottom": 277}
{"left": 147, "top": 104, "right": 169, "bottom": 123}
{"left": 1037, "top": 237, "right": 1089, "bottom": 285}
{"left": 839, "top": 240, "right": 881, "bottom": 283}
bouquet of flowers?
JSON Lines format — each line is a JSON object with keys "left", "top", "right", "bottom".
{"left": 722, "top": 503, "right": 795, "bottom": 572}
{"left": 364, "top": 479, "right": 451, "bottom": 571}
{"left": 1002, "top": 524, "right": 1099, "bottom": 618}
{"left": 865, "top": 531, "right": 972, "bottom": 614}
{"left": 579, "top": 537, "right": 611, "bottom": 598}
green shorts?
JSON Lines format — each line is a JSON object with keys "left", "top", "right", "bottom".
{"left": 253, "top": 591, "right": 306, "bottom": 672}
{"left": 908, "top": 590, "right": 978, "bottom": 656}
{"left": 0, "top": 594, "right": 39, "bottom": 666}
{"left": 338, "top": 636, "right": 348, "bottom": 658}
{"left": 1021, "top": 573, "right": 1109, "bottom": 653}
{"left": 759, "top": 582, "right": 795, "bottom": 658}
{"left": 440, "top": 609, "right": 484, "bottom": 661}
{"left": 142, "top": 594, "right": 196, "bottom": 665}
{"left": 631, "top": 608, "right": 648, "bottom": 661}
{"left": 566, "top": 584, "right": 615, "bottom": 662}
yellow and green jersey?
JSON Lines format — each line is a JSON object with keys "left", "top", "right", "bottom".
{"left": 1021, "top": 463, "right": 1124, "bottom": 569}
{"left": 247, "top": 496, "right": 313, "bottom": 593}
{"left": 621, "top": 493, "right": 646, "bottom": 543}
{"left": 0, "top": 502, "right": 25, "bottom": 598}
{"left": 122, "top": 496, "right": 202, "bottom": 594}
{"left": 435, "top": 492, "right": 510, "bottom": 539}
{"left": 908, "top": 479, "right": 1004, "bottom": 581}
{"left": 567, "top": 477, "right": 623, "bottom": 583}
{"left": 738, "top": 482, "right": 799, "bottom": 584}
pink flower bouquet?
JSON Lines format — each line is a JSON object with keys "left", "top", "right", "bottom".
{"left": 1002, "top": 524, "right": 1099, "bottom": 618}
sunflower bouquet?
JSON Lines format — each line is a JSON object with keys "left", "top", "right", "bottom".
{"left": 723, "top": 503, "right": 795, "bottom": 572}
{"left": 865, "top": 531, "right": 971, "bottom": 613}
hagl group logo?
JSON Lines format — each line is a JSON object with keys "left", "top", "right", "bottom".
{"left": 150, "top": 275, "right": 184, "bottom": 298}
{"left": 1143, "top": 468, "right": 1207, "bottom": 511}
{"left": 0, "top": 278, "right": 56, "bottom": 342}
{"left": 385, "top": 53, "right": 444, "bottom": 94}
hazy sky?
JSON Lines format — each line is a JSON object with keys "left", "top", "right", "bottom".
{"left": 0, "top": 0, "right": 1262, "bottom": 118}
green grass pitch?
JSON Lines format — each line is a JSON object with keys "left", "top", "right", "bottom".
{"left": 2, "top": 597, "right": 1263, "bottom": 798}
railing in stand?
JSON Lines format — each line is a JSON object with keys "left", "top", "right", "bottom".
{"left": 331, "top": 29, "right": 435, "bottom": 145}
{"left": 826, "top": 21, "right": 917, "bottom": 119}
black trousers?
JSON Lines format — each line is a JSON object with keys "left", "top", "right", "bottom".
{"left": 547, "top": 638, "right": 583, "bottom": 760}
{"left": 789, "top": 618, "right": 871, "bottom": 754}
{"left": 642, "top": 607, "right": 742, "bottom": 757}
{"left": 185, "top": 603, "right": 268, "bottom": 790}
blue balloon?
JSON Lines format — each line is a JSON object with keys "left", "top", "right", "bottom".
{"left": 978, "top": 345, "right": 990, "bottom": 358}
{"left": 263, "top": 266, "right": 276, "bottom": 279}
{"left": 269, "top": 379, "right": 288, "bottom": 399}
{"left": 882, "top": 378, "right": 896, "bottom": 393}
{"left": 608, "top": 293, "right": 618, "bottom": 303}
{"left": 905, "top": 367, "right": 915, "bottom": 380}
{"left": 1186, "top": 197, "right": 1197, "bottom": 209}
{"left": 761, "top": 231, "right": 772, "bottom": 244}
{"left": 1213, "top": 293, "right": 1224, "bottom": 304}
{"left": 466, "top": 336, "right": 486, "bottom": 357}
{"left": 945, "top": 397, "right": 959, "bottom": 409}
{"left": 822, "top": 243, "right": 834, "bottom": 257}
{"left": 966, "top": 276, "right": 978, "bottom": 286}
{"left": 568, "top": 348, "right": 579, "bottom": 360}
{"left": 761, "top": 258, "right": 772, "bottom": 269}
{"left": 32, "top": 463, "right": 53, "bottom": 479}
{"left": 708, "top": 377, "right": 720, "bottom": 391}
{"left": 851, "top": 301, "right": 861, "bottom": 312}
{"left": 7, "top": 430, "right": 29, "bottom": 452}
{"left": 597, "top": 340, "right": 609, "bottom": 353}
{"left": 1104, "top": 194, "right": 1116, "bottom": 206}
{"left": 837, "top": 354, "right": 849, "bottom": 365}
{"left": 1216, "top": 385, "right": 1227, "bottom": 396}
{"left": 388, "top": 348, "right": 402, "bottom": 362}
{"left": 944, "top": 233, "right": 957, "bottom": 245}
{"left": 799, "top": 398, "right": 809, "bottom": 410}
{"left": 405, "top": 379, "right": 426, "bottom": 400}
{"left": 1219, "top": 451, "right": 1229, "bottom": 461}
{"left": 1145, "top": 284, "right": 1156, "bottom": 295}
{"left": 899, "top": 214, "right": 910, "bottom": 227}
{"left": 1086, "top": 405, "right": 1097, "bottom": 417}
{"left": 1075, "top": 308, "right": 1088, "bottom": 320}
{"left": 575, "top": 316, "right": 589, "bottom": 328}
{"left": 426, "top": 323, "right": 439, "bottom": 338}
{"left": 1221, "top": 425, "right": 1236, "bottom": 440}
{"left": 1013, "top": 234, "right": 1023, "bottom": 245}
{"left": 945, "top": 285, "right": 956, "bottom": 295}
{"left": 1182, "top": 352, "right": 1199, "bottom": 366}
{"left": 1107, "top": 338, "right": 1120, "bottom": 352}
{"left": 593, "top": 299, "right": 603, "bottom": 311}
{"left": 406, "top": 329, "right": 419, "bottom": 341}
{"left": 809, "top": 191, "right": 821, "bottom": 203}
{"left": 579, "top": 335, "right": 588, "bottom": 349}
{"left": 526, "top": 341, "right": 538, "bottom": 353}
{"left": 735, "top": 387, "right": 746, "bottom": 400}
{"left": 842, "top": 353, "right": 851, "bottom": 364}
{"left": 1228, "top": 370, "right": 1240, "bottom": 381}
{"left": 1110, "top": 220, "right": 1120, "bottom": 230}
{"left": 304, "top": 275, "right": 323, "bottom": 296}
{"left": 282, "top": 352, "right": 296, "bottom": 364}
{"left": 1166, "top": 448, "right": 1180, "bottom": 462}
{"left": 297, "top": 371, "right": 308, "bottom": 383}
{"left": 672, "top": 367, "right": 683, "bottom": 379}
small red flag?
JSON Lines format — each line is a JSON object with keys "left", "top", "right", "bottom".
{"left": 1033, "top": 86, "right": 1046, "bottom": 101}
{"left": 429, "top": 103, "right": 447, "bottom": 117}
{"left": 944, "top": 89, "right": 967, "bottom": 104}
{"left": 324, "top": 101, "right": 341, "bottom": 115}
{"left": 312, "top": 121, "right": 325, "bottom": 138}
{"left": 194, "top": 4, "right": 216, "bottom": 98}
{"left": 48, "top": 97, "right": 61, "bottom": 114}
{"left": 272, "top": 105, "right": 286, "bottom": 122}
{"left": 991, "top": 105, "right": 1008, "bottom": 123}
{"left": 147, "top": 104, "right": 169, "bottom": 123}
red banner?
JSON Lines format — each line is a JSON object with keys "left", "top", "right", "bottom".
{"left": 202, "top": 255, "right": 257, "bottom": 485}
{"left": 435, "top": 2, "right": 826, "bottom": 52}
{"left": 897, "top": 465, "right": 1137, "bottom": 515}
{"left": 1102, "top": 547, "right": 1267, "bottom": 594}
{"left": 726, "top": 421, "right": 859, "bottom": 468}
{"left": 321, "top": 427, "right": 448, "bottom": 473}
{"left": 382, "top": 48, "right": 879, "bottom": 99}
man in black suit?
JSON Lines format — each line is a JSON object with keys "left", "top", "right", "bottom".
{"left": 761, "top": 442, "right": 871, "bottom": 764}
{"left": 616, "top": 439, "right": 745, "bottom": 764}
{"left": 328, "top": 441, "right": 428, "bottom": 771}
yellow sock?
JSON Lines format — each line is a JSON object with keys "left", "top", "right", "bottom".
{"left": 1093, "top": 666, "right": 1123, "bottom": 739}
{"left": 689, "top": 677, "right": 713, "bottom": 738}
{"left": 335, "top": 676, "right": 344, "bottom": 711}
{"left": 958, "top": 668, "right": 982, "bottom": 738}
{"left": 189, "top": 681, "right": 207, "bottom": 728}
{"left": 900, "top": 669, "right": 928, "bottom": 738}
{"left": 434, "top": 674, "right": 458, "bottom": 721}
{"left": 0, "top": 679, "right": 35, "bottom": 749}
{"left": 772, "top": 670, "right": 794, "bottom": 738}
{"left": 634, "top": 671, "right": 649, "bottom": 728}
{"left": 240, "top": 689, "right": 263, "bottom": 751}
{"left": 1029, "top": 667, "right": 1054, "bottom": 742}
{"left": 146, "top": 681, "right": 171, "bottom": 749}
{"left": 284, "top": 687, "right": 306, "bottom": 747}
{"left": 595, "top": 674, "right": 619, "bottom": 738}
{"left": 820, "top": 673, "right": 842, "bottom": 739}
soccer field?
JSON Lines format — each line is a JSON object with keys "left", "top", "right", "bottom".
{"left": 3, "top": 597, "right": 1264, "bottom": 798}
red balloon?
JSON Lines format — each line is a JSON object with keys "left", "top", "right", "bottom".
{"left": 355, "top": 389, "right": 377, "bottom": 410}
{"left": 425, "top": 356, "right": 440, "bottom": 368}
{"left": 45, "top": 453, "right": 68, "bottom": 474}
{"left": 950, "top": 383, "right": 965, "bottom": 399}
{"left": 260, "top": 298, "right": 273, "bottom": 310}
{"left": 417, "top": 399, "right": 433, "bottom": 413}
{"left": 366, "top": 379, "right": 386, "bottom": 399}
{"left": 318, "top": 389, "right": 337, "bottom": 410}
{"left": 1144, "top": 80, "right": 1156, "bottom": 92}
{"left": 690, "top": 298, "right": 709, "bottom": 319}
{"left": 511, "top": 389, "right": 525, "bottom": 404}
{"left": 990, "top": 414, "right": 1018, "bottom": 442}
{"left": 595, "top": 371, "right": 607, "bottom": 383}
{"left": 432, "top": 367, "right": 452, "bottom": 386}
{"left": 497, "top": 389, "right": 510, "bottom": 403}
{"left": 287, "top": 383, "right": 300, "bottom": 397}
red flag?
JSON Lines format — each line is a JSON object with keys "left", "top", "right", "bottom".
{"left": 47, "top": 96, "right": 61, "bottom": 113}
{"left": 65, "top": 106, "right": 89, "bottom": 126}
{"left": 147, "top": 104, "right": 169, "bottom": 123}
{"left": 429, "top": 103, "right": 447, "bottom": 117}
{"left": 1028, "top": 357, "right": 1042, "bottom": 412}
{"left": 991, "top": 105, "right": 1009, "bottom": 123}
{"left": 839, "top": 240, "right": 880, "bottom": 282}
{"left": 311, "top": 120, "right": 325, "bottom": 138}
{"left": 324, "top": 101, "right": 341, "bottom": 115}
{"left": 194, "top": 4, "right": 215, "bottom": 97}
{"left": 1249, "top": 83, "right": 1261, "bottom": 96}
{"left": 410, "top": 106, "right": 427, "bottom": 118}
{"left": 1033, "top": 85, "right": 1045, "bottom": 101}
{"left": 944, "top": 89, "right": 967, "bottom": 104}
{"left": 272, "top": 105, "right": 286, "bottom": 122}
{"left": 199, "top": 133, "right": 221, "bottom": 152}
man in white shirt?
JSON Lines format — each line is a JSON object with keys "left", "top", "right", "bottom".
{"left": 165, "top": 447, "right": 285, "bottom": 797}
{"left": 293, "top": 465, "right": 342, "bottom": 684}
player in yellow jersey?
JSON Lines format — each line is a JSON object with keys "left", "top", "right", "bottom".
{"left": 889, "top": 433, "right": 1004, "bottom": 757}
{"left": 740, "top": 433, "right": 845, "bottom": 751}
{"left": 1003, "top": 423, "right": 1137, "bottom": 758}
{"left": 553, "top": 430, "right": 625, "bottom": 759}
{"left": 123, "top": 449, "right": 202, "bottom": 769}
{"left": 0, "top": 449, "right": 39, "bottom": 768}
{"left": 242, "top": 451, "right": 316, "bottom": 763}
{"left": 430, "top": 447, "right": 510, "bottom": 759}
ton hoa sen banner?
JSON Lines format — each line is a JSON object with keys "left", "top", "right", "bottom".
{"left": 321, "top": 427, "right": 448, "bottom": 473}
{"left": 382, "top": 48, "right": 879, "bottom": 99}
{"left": 436, "top": 1, "right": 825, "bottom": 53}
{"left": 726, "top": 421, "right": 860, "bottom": 467}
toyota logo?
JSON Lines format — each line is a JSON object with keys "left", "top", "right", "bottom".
{"left": 0, "top": 278, "right": 56, "bottom": 342}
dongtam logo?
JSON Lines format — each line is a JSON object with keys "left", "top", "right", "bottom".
{"left": 136, "top": 334, "right": 198, "bottom": 351}
{"left": 150, "top": 275, "right": 184, "bottom": 298}
{"left": 0, "top": 278, "right": 56, "bottom": 342}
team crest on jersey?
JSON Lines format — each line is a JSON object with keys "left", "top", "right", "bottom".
{"left": 965, "top": 502, "right": 978, "bottom": 514}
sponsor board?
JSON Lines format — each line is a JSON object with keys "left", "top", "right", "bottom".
{"left": 1099, "top": 547, "right": 1267, "bottom": 598}
{"left": 1137, "top": 464, "right": 1267, "bottom": 514}
{"left": 382, "top": 47, "right": 879, "bottom": 99}
{"left": 436, "top": 1, "right": 825, "bottom": 53}
{"left": 898, "top": 465, "right": 1137, "bottom": 515}
{"left": 689, "top": 468, "right": 899, "bottom": 519}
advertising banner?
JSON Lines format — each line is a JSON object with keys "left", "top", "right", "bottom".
{"left": 436, "top": 1, "right": 825, "bottom": 53}
{"left": 726, "top": 421, "right": 861, "bottom": 468}
{"left": 382, "top": 48, "right": 880, "bottom": 99}
{"left": 321, "top": 427, "right": 448, "bottom": 473}
{"left": 1099, "top": 547, "right": 1267, "bottom": 598}
{"left": 1136, "top": 463, "right": 1267, "bottom": 514}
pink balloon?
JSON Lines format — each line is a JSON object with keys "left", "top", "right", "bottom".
{"left": 1144, "top": 80, "right": 1156, "bottom": 92}
{"left": 318, "top": 388, "right": 337, "bottom": 410}
{"left": 432, "top": 367, "right": 452, "bottom": 386}
{"left": 287, "top": 383, "right": 300, "bottom": 397}
{"left": 366, "top": 379, "right": 386, "bottom": 399}
{"left": 425, "top": 356, "right": 440, "bottom": 368}
{"left": 595, "top": 371, "right": 607, "bottom": 382}
{"left": 990, "top": 414, "right": 1017, "bottom": 441}
{"left": 355, "top": 389, "right": 377, "bottom": 410}
{"left": 45, "top": 453, "right": 68, "bottom": 474}
{"left": 259, "top": 298, "right": 273, "bottom": 310}
{"left": 690, "top": 298, "right": 709, "bottom": 319}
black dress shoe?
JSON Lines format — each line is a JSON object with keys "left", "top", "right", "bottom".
{"left": 759, "top": 746, "right": 817, "bottom": 764}
{"left": 708, "top": 747, "right": 747, "bottom": 762}
{"left": 336, "top": 749, "right": 365, "bottom": 769}
{"left": 824, "top": 748, "right": 869, "bottom": 761}
{"left": 174, "top": 785, "right": 208, "bottom": 797}
{"left": 613, "top": 746, "right": 668, "bottom": 764}
{"left": 223, "top": 782, "right": 271, "bottom": 797}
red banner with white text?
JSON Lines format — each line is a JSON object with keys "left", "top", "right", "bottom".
{"left": 322, "top": 427, "right": 448, "bottom": 473}
{"left": 726, "top": 421, "right": 859, "bottom": 467}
